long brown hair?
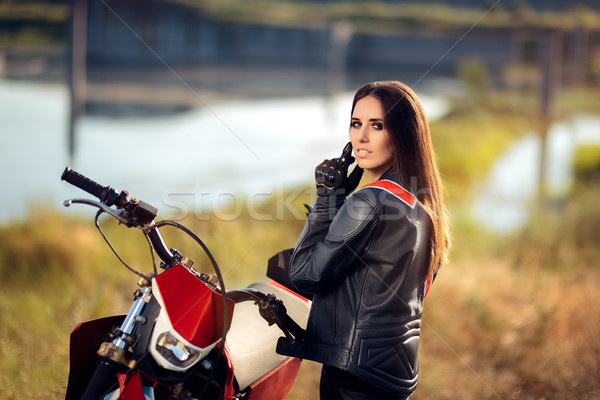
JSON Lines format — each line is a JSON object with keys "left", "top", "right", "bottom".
{"left": 351, "top": 80, "right": 451, "bottom": 275}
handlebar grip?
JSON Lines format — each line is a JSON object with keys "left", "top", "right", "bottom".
{"left": 61, "top": 167, "right": 107, "bottom": 201}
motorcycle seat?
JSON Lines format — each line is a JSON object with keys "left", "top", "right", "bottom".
{"left": 226, "top": 281, "right": 310, "bottom": 391}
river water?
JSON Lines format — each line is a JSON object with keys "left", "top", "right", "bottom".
{"left": 0, "top": 80, "right": 449, "bottom": 222}
{"left": 2, "top": 80, "right": 598, "bottom": 232}
{"left": 471, "top": 115, "right": 600, "bottom": 232}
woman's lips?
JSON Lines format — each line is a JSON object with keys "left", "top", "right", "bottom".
{"left": 355, "top": 148, "right": 371, "bottom": 157}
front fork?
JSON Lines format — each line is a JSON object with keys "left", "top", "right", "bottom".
{"left": 82, "top": 285, "right": 153, "bottom": 400}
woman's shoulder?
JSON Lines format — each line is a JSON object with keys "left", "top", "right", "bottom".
{"left": 353, "top": 168, "right": 417, "bottom": 209}
{"left": 356, "top": 179, "right": 417, "bottom": 210}
{"left": 349, "top": 183, "right": 428, "bottom": 232}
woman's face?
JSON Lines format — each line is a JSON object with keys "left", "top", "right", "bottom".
{"left": 350, "top": 95, "right": 394, "bottom": 181}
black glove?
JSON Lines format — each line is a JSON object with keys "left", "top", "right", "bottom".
{"left": 315, "top": 142, "right": 363, "bottom": 197}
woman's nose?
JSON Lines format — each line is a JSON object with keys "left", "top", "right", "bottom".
{"left": 357, "top": 127, "right": 369, "bottom": 142}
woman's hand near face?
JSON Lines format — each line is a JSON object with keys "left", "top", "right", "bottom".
{"left": 315, "top": 142, "right": 363, "bottom": 197}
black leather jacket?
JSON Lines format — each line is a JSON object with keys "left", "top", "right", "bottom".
{"left": 286, "top": 169, "right": 432, "bottom": 397}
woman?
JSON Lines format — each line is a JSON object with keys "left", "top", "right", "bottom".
{"left": 284, "top": 81, "right": 450, "bottom": 399}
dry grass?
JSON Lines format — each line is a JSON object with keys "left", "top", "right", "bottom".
{"left": 285, "top": 257, "right": 600, "bottom": 400}
{"left": 1, "top": 189, "right": 599, "bottom": 399}
{"left": 417, "top": 258, "right": 600, "bottom": 399}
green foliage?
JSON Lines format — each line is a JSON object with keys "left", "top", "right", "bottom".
{"left": 0, "top": 210, "right": 133, "bottom": 398}
{"left": 573, "top": 143, "right": 600, "bottom": 187}
{"left": 10, "top": 0, "right": 599, "bottom": 38}
{"left": 510, "top": 183, "right": 600, "bottom": 271}
{"left": 556, "top": 87, "right": 600, "bottom": 115}
{"left": 0, "top": 211, "right": 108, "bottom": 289}
{"left": 430, "top": 105, "right": 531, "bottom": 203}
{"left": 0, "top": 1, "right": 69, "bottom": 47}
{"left": 180, "top": 0, "right": 600, "bottom": 32}
{"left": 457, "top": 58, "right": 489, "bottom": 96}
{"left": 0, "top": 1, "right": 69, "bottom": 22}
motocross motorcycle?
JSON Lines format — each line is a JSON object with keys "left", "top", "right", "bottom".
{"left": 61, "top": 167, "right": 310, "bottom": 400}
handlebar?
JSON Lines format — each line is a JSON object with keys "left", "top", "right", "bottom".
{"left": 61, "top": 167, "right": 158, "bottom": 226}
{"left": 61, "top": 167, "right": 106, "bottom": 200}
{"left": 61, "top": 168, "right": 302, "bottom": 349}
{"left": 61, "top": 167, "right": 129, "bottom": 207}
{"left": 61, "top": 167, "right": 175, "bottom": 267}
{"left": 61, "top": 167, "right": 233, "bottom": 361}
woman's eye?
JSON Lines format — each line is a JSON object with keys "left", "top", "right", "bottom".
{"left": 372, "top": 122, "right": 383, "bottom": 130}
{"left": 350, "top": 121, "right": 361, "bottom": 129}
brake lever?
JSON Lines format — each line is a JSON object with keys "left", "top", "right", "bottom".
{"left": 63, "top": 198, "right": 130, "bottom": 225}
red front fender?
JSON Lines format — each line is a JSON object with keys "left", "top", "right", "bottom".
{"left": 65, "top": 315, "right": 126, "bottom": 400}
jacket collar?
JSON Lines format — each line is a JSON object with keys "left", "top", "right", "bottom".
{"left": 378, "top": 167, "right": 397, "bottom": 183}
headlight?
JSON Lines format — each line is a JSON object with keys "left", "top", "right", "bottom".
{"left": 149, "top": 267, "right": 231, "bottom": 372}
{"left": 155, "top": 331, "right": 201, "bottom": 369}
{"left": 149, "top": 307, "right": 216, "bottom": 372}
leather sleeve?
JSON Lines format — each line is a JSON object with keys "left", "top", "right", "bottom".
{"left": 288, "top": 192, "right": 380, "bottom": 293}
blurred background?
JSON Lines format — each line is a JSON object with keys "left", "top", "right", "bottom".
{"left": 1, "top": 0, "right": 599, "bottom": 398}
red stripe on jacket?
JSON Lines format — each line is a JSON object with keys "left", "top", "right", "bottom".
{"left": 360, "top": 179, "right": 417, "bottom": 209}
